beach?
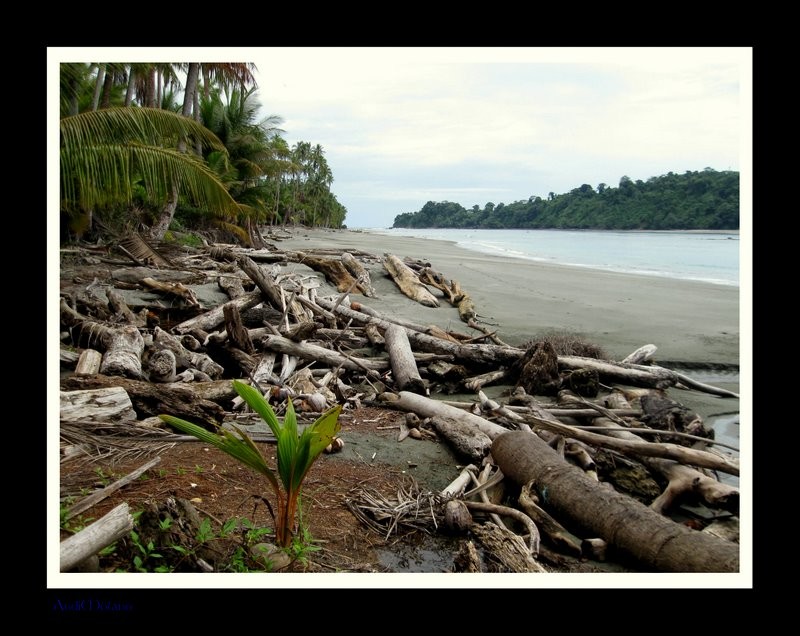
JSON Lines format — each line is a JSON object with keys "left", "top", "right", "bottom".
{"left": 272, "top": 227, "right": 741, "bottom": 367}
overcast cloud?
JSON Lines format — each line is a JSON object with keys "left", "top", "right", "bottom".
{"left": 50, "top": 47, "right": 751, "bottom": 229}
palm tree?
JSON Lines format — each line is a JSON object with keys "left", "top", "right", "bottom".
{"left": 60, "top": 107, "right": 240, "bottom": 240}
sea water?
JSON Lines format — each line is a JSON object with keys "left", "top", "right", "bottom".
{"left": 370, "top": 228, "right": 740, "bottom": 287}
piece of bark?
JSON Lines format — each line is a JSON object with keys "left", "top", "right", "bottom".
{"left": 75, "top": 349, "right": 102, "bottom": 376}
{"left": 60, "top": 386, "right": 137, "bottom": 423}
{"left": 288, "top": 251, "right": 360, "bottom": 293}
{"left": 383, "top": 254, "right": 440, "bottom": 307}
{"left": 341, "top": 251, "right": 376, "bottom": 297}
{"left": 384, "top": 324, "right": 426, "bottom": 394}
{"left": 64, "top": 456, "right": 162, "bottom": 521}
{"left": 223, "top": 303, "right": 255, "bottom": 354}
{"left": 60, "top": 503, "right": 134, "bottom": 572}
{"left": 515, "top": 341, "right": 562, "bottom": 396}
{"left": 61, "top": 375, "right": 226, "bottom": 426}
{"left": 172, "top": 290, "right": 263, "bottom": 335}
{"left": 492, "top": 430, "right": 739, "bottom": 573}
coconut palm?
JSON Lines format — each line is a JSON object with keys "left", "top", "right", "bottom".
{"left": 60, "top": 106, "right": 240, "bottom": 239}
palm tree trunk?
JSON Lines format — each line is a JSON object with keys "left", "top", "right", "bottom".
{"left": 182, "top": 64, "right": 199, "bottom": 118}
{"left": 91, "top": 64, "right": 105, "bottom": 111}
{"left": 124, "top": 68, "right": 135, "bottom": 107}
{"left": 100, "top": 70, "right": 115, "bottom": 109}
{"left": 148, "top": 186, "right": 179, "bottom": 241}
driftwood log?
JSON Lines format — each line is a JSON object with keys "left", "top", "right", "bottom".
{"left": 341, "top": 251, "right": 376, "bottom": 297}
{"left": 61, "top": 375, "right": 226, "bottom": 426}
{"left": 383, "top": 254, "right": 440, "bottom": 307}
{"left": 60, "top": 503, "right": 134, "bottom": 572}
{"left": 383, "top": 324, "right": 426, "bottom": 394}
{"left": 60, "top": 387, "right": 137, "bottom": 424}
{"left": 491, "top": 431, "right": 739, "bottom": 573}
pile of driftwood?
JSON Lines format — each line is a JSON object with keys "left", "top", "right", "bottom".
{"left": 59, "top": 232, "right": 740, "bottom": 574}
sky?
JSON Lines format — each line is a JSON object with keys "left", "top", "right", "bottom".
{"left": 50, "top": 47, "right": 750, "bottom": 229}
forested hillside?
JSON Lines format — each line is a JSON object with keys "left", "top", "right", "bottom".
{"left": 393, "top": 169, "right": 738, "bottom": 230}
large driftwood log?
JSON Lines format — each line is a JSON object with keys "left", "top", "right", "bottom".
{"left": 558, "top": 356, "right": 678, "bottom": 390}
{"left": 217, "top": 273, "right": 246, "bottom": 299}
{"left": 492, "top": 431, "right": 739, "bottom": 573}
{"left": 61, "top": 375, "right": 226, "bottom": 426}
{"left": 383, "top": 254, "right": 440, "bottom": 308}
{"left": 383, "top": 324, "right": 426, "bottom": 394}
{"left": 288, "top": 252, "right": 359, "bottom": 293}
{"left": 60, "top": 503, "right": 134, "bottom": 572}
{"left": 383, "top": 391, "right": 509, "bottom": 439}
{"left": 60, "top": 387, "right": 137, "bottom": 423}
{"left": 171, "top": 290, "right": 262, "bottom": 335}
{"left": 341, "top": 251, "right": 376, "bottom": 297}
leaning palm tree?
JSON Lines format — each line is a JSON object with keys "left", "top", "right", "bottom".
{"left": 60, "top": 106, "right": 241, "bottom": 240}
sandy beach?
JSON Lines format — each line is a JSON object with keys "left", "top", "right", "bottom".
{"left": 271, "top": 227, "right": 741, "bottom": 367}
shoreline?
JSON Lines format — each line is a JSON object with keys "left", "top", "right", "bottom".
{"left": 271, "top": 226, "right": 741, "bottom": 367}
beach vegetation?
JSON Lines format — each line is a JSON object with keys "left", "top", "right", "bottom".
{"left": 159, "top": 379, "right": 342, "bottom": 548}
{"left": 59, "top": 62, "right": 347, "bottom": 245}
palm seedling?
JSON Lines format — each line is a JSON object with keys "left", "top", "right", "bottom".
{"left": 159, "top": 380, "right": 341, "bottom": 548}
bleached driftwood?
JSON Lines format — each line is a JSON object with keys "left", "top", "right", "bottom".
{"left": 60, "top": 503, "right": 134, "bottom": 572}
{"left": 60, "top": 387, "right": 137, "bottom": 423}
{"left": 383, "top": 254, "right": 440, "bottom": 308}
{"left": 152, "top": 327, "right": 224, "bottom": 378}
{"left": 341, "top": 251, "right": 376, "bottom": 297}
{"left": 75, "top": 349, "right": 102, "bottom": 376}
{"left": 384, "top": 324, "right": 426, "bottom": 394}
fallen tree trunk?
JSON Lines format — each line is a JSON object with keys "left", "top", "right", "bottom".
{"left": 383, "top": 254, "right": 440, "bottom": 307}
{"left": 384, "top": 324, "right": 426, "bottom": 394}
{"left": 61, "top": 375, "right": 226, "bottom": 426}
{"left": 492, "top": 431, "right": 739, "bottom": 572}
{"left": 60, "top": 502, "right": 134, "bottom": 572}
{"left": 60, "top": 387, "right": 137, "bottom": 423}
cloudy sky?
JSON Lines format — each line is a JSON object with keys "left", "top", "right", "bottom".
{"left": 51, "top": 47, "right": 751, "bottom": 229}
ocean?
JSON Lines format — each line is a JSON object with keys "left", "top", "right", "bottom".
{"left": 369, "top": 228, "right": 740, "bottom": 287}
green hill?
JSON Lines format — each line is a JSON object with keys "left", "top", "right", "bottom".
{"left": 392, "top": 169, "right": 739, "bottom": 230}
